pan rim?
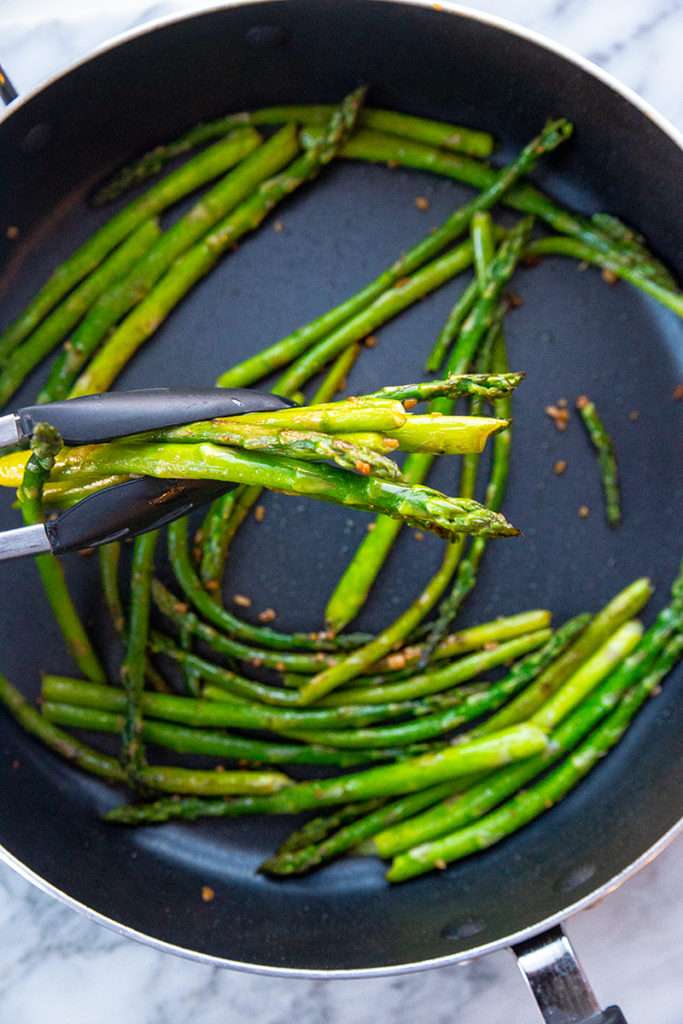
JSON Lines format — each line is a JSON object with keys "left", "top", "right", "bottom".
{"left": 0, "top": 0, "right": 681, "bottom": 977}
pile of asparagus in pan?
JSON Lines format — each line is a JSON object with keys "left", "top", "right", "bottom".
{"left": 0, "top": 87, "right": 681, "bottom": 882}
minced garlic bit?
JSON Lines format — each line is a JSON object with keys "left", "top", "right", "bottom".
{"left": 601, "top": 268, "right": 618, "bottom": 285}
{"left": 505, "top": 290, "right": 523, "bottom": 309}
{"left": 415, "top": 195, "right": 430, "bottom": 211}
{"left": 553, "top": 460, "right": 567, "bottom": 476}
{"left": 6, "top": 225, "right": 19, "bottom": 240}
{"left": 273, "top": 220, "right": 284, "bottom": 233}
{"left": 258, "top": 608, "right": 277, "bottom": 623}
{"left": 233, "top": 593, "right": 252, "bottom": 608}
{"left": 578, "top": 505, "right": 590, "bottom": 519}
{"left": 414, "top": 531, "right": 425, "bottom": 542}
{"left": 254, "top": 504, "right": 266, "bottom": 522}
{"left": 545, "top": 404, "right": 570, "bottom": 431}
{"left": 201, "top": 886, "right": 215, "bottom": 903}
{"left": 628, "top": 410, "right": 640, "bottom": 422}
{"left": 673, "top": 384, "right": 683, "bottom": 401}
{"left": 364, "top": 334, "right": 378, "bottom": 348}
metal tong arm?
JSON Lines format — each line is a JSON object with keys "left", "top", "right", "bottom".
{"left": 0, "top": 387, "right": 291, "bottom": 448}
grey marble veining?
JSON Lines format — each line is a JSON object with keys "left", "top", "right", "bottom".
{"left": 0, "top": 2, "right": 681, "bottom": 1022}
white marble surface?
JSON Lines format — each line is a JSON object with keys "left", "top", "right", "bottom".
{"left": 0, "top": 1, "right": 682, "bottom": 1021}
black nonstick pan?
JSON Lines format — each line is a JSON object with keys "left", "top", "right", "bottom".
{"left": 0, "top": 3, "right": 681, "bottom": 1020}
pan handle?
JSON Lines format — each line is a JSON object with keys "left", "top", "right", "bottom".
{"left": 0, "top": 62, "right": 18, "bottom": 105}
{"left": 513, "top": 925, "right": 628, "bottom": 1024}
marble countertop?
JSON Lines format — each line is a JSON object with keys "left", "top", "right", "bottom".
{"left": 0, "top": 1, "right": 681, "bottom": 1021}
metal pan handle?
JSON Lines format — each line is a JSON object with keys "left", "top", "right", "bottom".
{"left": 513, "top": 925, "right": 627, "bottom": 1023}
{"left": 0, "top": 62, "right": 18, "bottom": 105}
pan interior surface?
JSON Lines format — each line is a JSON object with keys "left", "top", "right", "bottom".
{"left": 0, "top": 1, "right": 681, "bottom": 973}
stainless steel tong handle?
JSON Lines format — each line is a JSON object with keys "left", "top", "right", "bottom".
{"left": 514, "top": 925, "right": 627, "bottom": 1023}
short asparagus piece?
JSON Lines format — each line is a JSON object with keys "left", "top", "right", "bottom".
{"left": 0, "top": 129, "right": 261, "bottom": 362}
{"left": 104, "top": 724, "right": 549, "bottom": 824}
{"left": 576, "top": 395, "right": 621, "bottom": 527}
{"left": 17, "top": 424, "right": 105, "bottom": 683}
{"left": 69, "top": 88, "right": 367, "bottom": 397}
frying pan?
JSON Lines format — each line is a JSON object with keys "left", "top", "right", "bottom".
{"left": 0, "top": 2, "right": 681, "bottom": 1020}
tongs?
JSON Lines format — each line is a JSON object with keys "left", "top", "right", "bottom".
{"left": 0, "top": 387, "right": 290, "bottom": 562}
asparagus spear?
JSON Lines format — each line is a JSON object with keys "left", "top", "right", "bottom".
{"left": 68, "top": 88, "right": 367, "bottom": 397}
{"left": 576, "top": 395, "right": 621, "bottom": 527}
{"left": 0, "top": 221, "right": 161, "bottom": 405}
{"left": 420, "top": 319, "right": 512, "bottom": 663}
{"left": 17, "top": 424, "right": 105, "bottom": 683}
{"left": 301, "top": 629, "right": 551, "bottom": 706}
{"left": 310, "top": 128, "right": 680, "bottom": 300}
{"left": 94, "top": 106, "right": 495, "bottom": 204}
{"left": 42, "top": 703, "right": 410, "bottom": 767}
{"left": 37, "top": 126, "right": 294, "bottom": 403}
{"left": 0, "top": 129, "right": 261, "bottom": 362}
{"left": 0, "top": 674, "right": 292, "bottom": 795}
{"left": 149, "top": 420, "right": 403, "bottom": 478}
{"left": 260, "top": 784, "right": 456, "bottom": 876}
{"left": 482, "top": 577, "right": 652, "bottom": 731}
{"left": 426, "top": 278, "right": 479, "bottom": 373}
{"left": 40, "top": 676, "right": 459, "bottom": 734}
{"left": 323, "top": 218, "right": 531, "bottom": 634}
{"left": 119, "top": 530, "right": 158, "bottom": 779}
{"left": 386, "top": 631, "right": 683, "bottom": 881}
{"left": 165, "top": 517, "right": 369, "bottom": 654}
{"left": 526, "top": 236, "right": 683, "bottom": 317}
{"left": 320, "top": 616, "right": 584, "bottom": 707}
{"left": 360, "top": 372, "right": 524, "bottom": 404}
{"left": 104, "top": 724, "right": 549, "bottom": 824}
{"left": 0, "top": 673, "right": 124, "bottom": 781}
{"left": 42, "top": 441, "right": 518, "bottom": 541}
{"left": 310, "top": 343, "right": 363, "bottom": 403}
{"left": 220, "top": 119, "right": 571, "bottom": 389}
{"left": 375, "top": 606, "right": 679, "bottom": 858}
{"left": 99, "top": 543, "right": 125, "bottom": 636}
